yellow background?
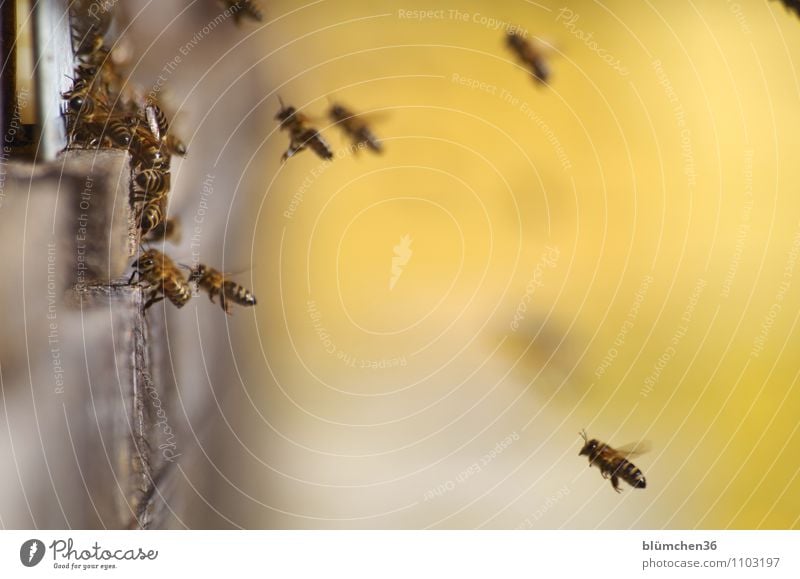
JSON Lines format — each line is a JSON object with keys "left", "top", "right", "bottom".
{"left": 219, "top": 0, "right": 800, "bottom": 528}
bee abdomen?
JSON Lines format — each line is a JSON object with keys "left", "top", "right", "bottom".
{"left": 618, "top": 460, "right": 647, "bottom": 489}
{"left": 359, "top": 129, "right": 382, "bottom": 153}
{"left": 223, "top": 281, "right": 257, "bottom": 307}
{"left": 107, "top": 121, "right": 132, "bottom": 147}
{"left": 165, "top": 278, "right": 191, "bottom": 308}
{"left": 137, "top": 201, "right": 164, "bottom": 234}
{"left": 146, "top": 103, "right": 169, "bottom": 137}
{"left": 134, "top": 168, "right": 170, "bottom": 194}
{"left": 303, "top": 130, "right": 333, "bottom": 160}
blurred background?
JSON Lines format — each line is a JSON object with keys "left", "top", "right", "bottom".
{"left": 2, "top": 0, "right": 800, "bottom": 529}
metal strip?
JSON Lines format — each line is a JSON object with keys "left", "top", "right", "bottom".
{"left": 32, "top": 0, "right": 72, "bottom": 160}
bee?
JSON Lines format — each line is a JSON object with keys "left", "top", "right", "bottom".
{"left": 73, "top": 34, "right": 126, "bottom": 99}
{"left": 505, "top": 31, "right": 550, "bottom": 85}
{"left": 104, "top": 118, "right": 133, "bottom": 148}
{"left": 578, "top": 430, "right": 647, "bottom": 493}
{"left": 133, "top": 168, "right": 171, "bottom": 198}
{"left": 275, "top": 99, "right": 333, "bottom": 161}
{"left": 328, "top": 102, "right": 382, "bottom": 154}
{"left": 74, "top": 33, "right": 108, "bottom": 66}
{"left": 62, "top": 81, "right": 109, "bottom": 119}
{"left": 145, "top": 103, "right": 187, "bottom": 157}
{"left": 188, "top": 264, "right": 257, "bottom": 315}
{"left": 65, "top": 122, "right": 101, "bottom": 148}
{"left": 69, "top": 1, "right": 113, "bottom": 55}
{"left": 145, "top": 103, "right": 168, "bottom": 137}
{"left": 136, "top": 197, "right": 166, "bottom": 235}
{"left": 128, "top": 249, "right": 191, "bottom": 309}
{"left": 73, "top": 53, "right": 106, "bottom": 89}
{"left": 221, "top": 0, "right": 264, "bottom": 25}
{"left": 129, "top": 123, "right": 170, "bottom": 170}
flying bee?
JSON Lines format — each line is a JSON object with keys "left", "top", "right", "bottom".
{"left": 275, "top": 98, "right": 333, "bottom": 161}
{"left": 328, "top": 102, "right": 382, "bottom": 154}
{"left": 505, "top": 31, "right": 550, "bottom": 85}
{"left": 578, "top": 430, "right": 648, "bottom": 493}
{"left": 188, "top": 264, "right": 257, "bottom": 315}
{"left": 133, "top": 168, "right": 171, "bottom": 198}
{"left": 221, "top": 0, "right": 264, "bottom": 25}
{"left": 128, "top": 249, "right": 191, "bottom": 309}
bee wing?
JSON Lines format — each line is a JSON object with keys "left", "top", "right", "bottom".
{"left": 219, "top": 267, "right": 255, "bottom": 279}
{"left": 529, "top": 36, "right": 560, "bottom": 56}
{"left": 326, "top": 106, "right": 390, "bottom": 125}
{"left": 145, "top": 105, "right": 162, "bottom": 141}
{"left": 351, "top": 110, "right": 390, "bottom": 124}
{"left": 615, "top": 441, "right": 651, "bottom": 458}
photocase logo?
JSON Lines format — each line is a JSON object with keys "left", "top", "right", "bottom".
{"left": 20, "top": 539, "right": 45, "bottom": 567}
{"left": 389, "top": 234, "right": 413, "bottom": 290}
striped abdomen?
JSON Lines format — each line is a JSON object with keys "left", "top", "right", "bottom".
{"left": 137, "top": 198, "right": 165, "bottom": 234}
{"left": 163, "top": 274, "right": 191, "bottom": 308}
{"left": 291, "top": 127, "right": 333, "bottom": 160}
{"left": 106, "top": 120, "right": 132, "bottom": 147}
{"left": 134, "top": 168, "right": 170, "bottom": 197}
{"left": 613, "top": 458, "right": 647, "bottom": 489}
{"left": 223, "top": 280, "right": 257, "bottom": 307}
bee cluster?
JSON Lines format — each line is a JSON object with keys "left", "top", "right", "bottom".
{"left": 272, "top": 33, "right": 550, "bottom": 163}
{"left": 275, "top": 98, "right": 383, "bottom": 161}
{"left": 64, "top": 4, "right": 259, "bottom": 316}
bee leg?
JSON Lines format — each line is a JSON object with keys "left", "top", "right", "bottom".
{"left": 231, "top": 6, "right": 244, "bottom": 26}
{"left": 282, "top": 143, "right": 303, "bottom": 162}
{"left": 282, "top": 142, "right": 299, "bottom": 161}
{"left": 611, "top": 475, "right": 622, "bottom": 493}
{"left": 128, "top": 269, "right": 140, "bottom": 285}
{"left": 207, "top": 287, "right": 217, "bottom": 304}
{"left": 144, "top": 295, "right": 165, "bottom": 310}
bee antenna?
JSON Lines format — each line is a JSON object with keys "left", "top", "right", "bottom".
{"left": 277, "top": 94, "right": 285, "bottom": 109}
{"left": 177, "top": 263, "right": 193, "bottom": 271}
{"left": 579, "top": 429, "right": 588, "bottom": 442}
